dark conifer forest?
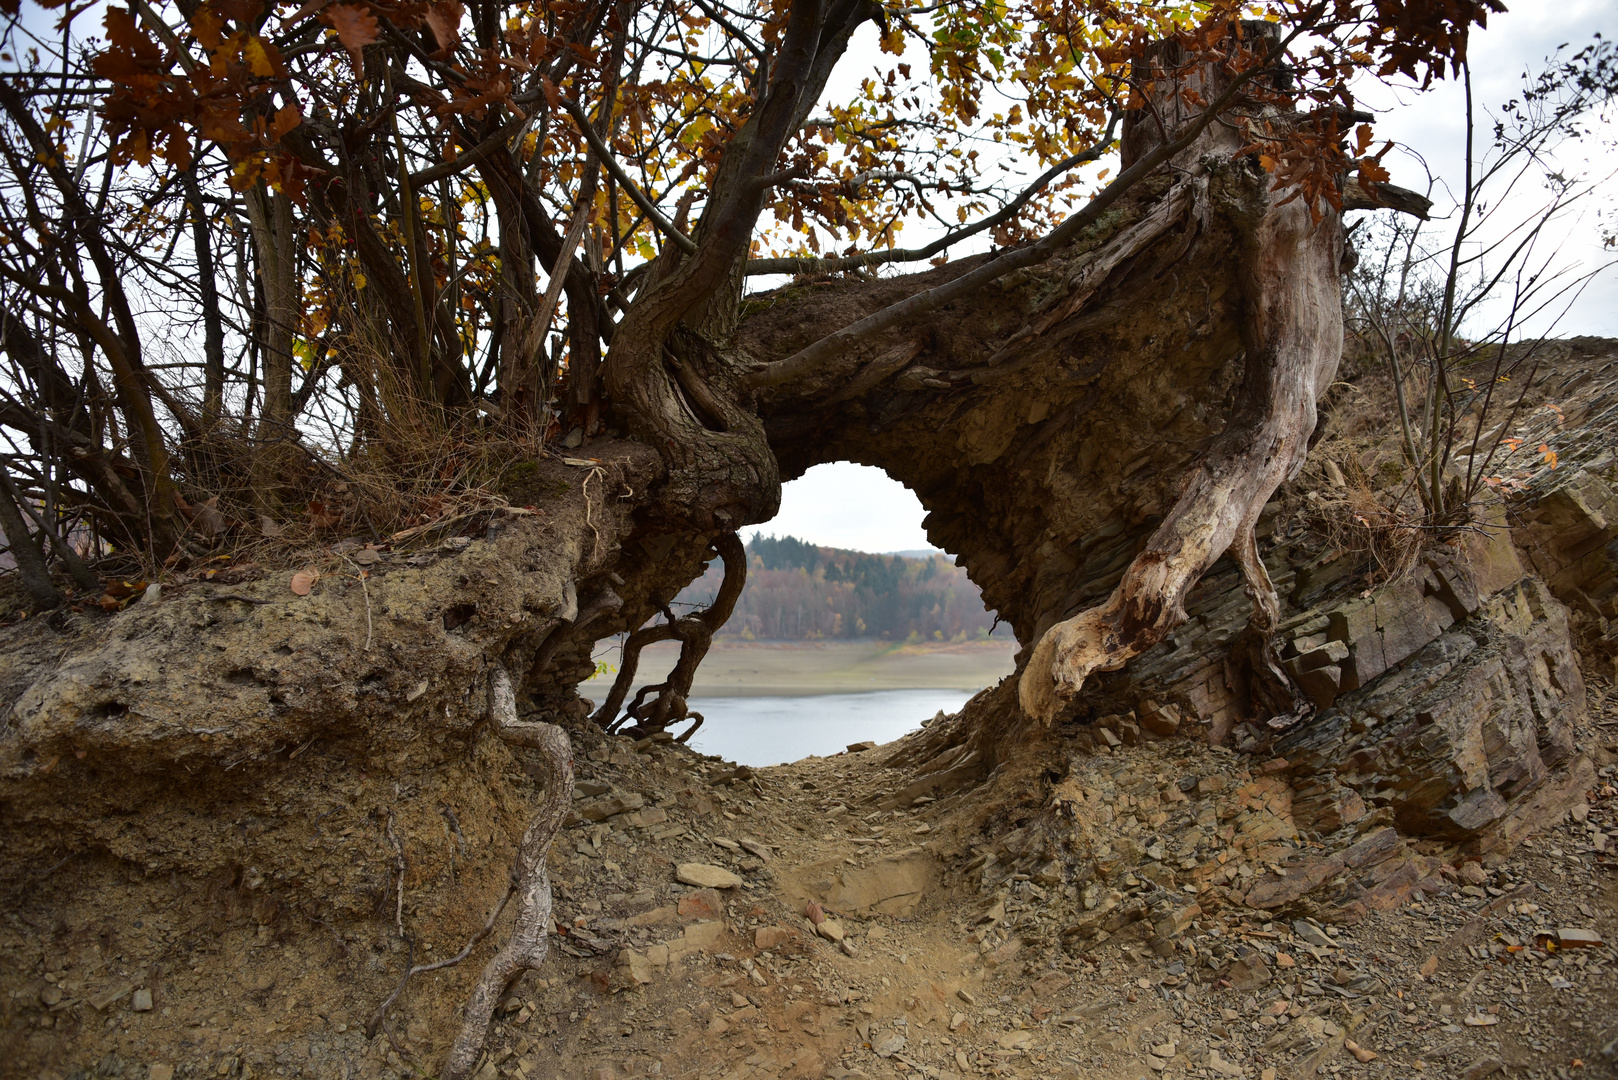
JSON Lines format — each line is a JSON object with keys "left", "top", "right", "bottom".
{"left": 675, "top": 534, "right": 1003, "bottom": 642}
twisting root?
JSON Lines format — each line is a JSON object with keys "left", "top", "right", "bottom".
{"left": 1229, "top": 524, "right": 1311, "bottom": 738}
{"left": 384, "top": 812, "right": 406, "bottom": 938}
{"left": 441, "top": 665, "right": 574, "bottom": 1080}
{"left": 592, "top": 532, "right": 746, "bottom": 733}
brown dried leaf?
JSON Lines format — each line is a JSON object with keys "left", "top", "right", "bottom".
{"left": 268, "top": 103, "right": 302, "bottom": 141}
{"left": 195, "top": 496, "right": 228, "bottom": 537}
{"left": 290, "top": 568, "right": 319, "bottom": 595}
{"left": 325, "top": 3, "right": 379, "bottom": 71}
{"left": 423, "top": 0, "right": 462, "bottom": 53}
{"left": 308, "top": 499, "right": 341, "bottom": 529}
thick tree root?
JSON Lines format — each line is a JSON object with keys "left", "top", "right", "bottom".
{"left": 1020, "top": 169, "right": 1344, "bottom": 723}
{"left": 442, "top": 666, "right": 574, "bottom": 1080}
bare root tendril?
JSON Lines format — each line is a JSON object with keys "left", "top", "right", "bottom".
{"left": 593, "top": 532, "right": 746, "bottom": 735}
{"left": 439, "top": 665, "right": 574, "bottom": 1080}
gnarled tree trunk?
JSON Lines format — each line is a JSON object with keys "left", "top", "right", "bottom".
{"left": 0, "top": 28, "right": 1427, "bottom": 1077}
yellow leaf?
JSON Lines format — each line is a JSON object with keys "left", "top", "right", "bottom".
{"left": 244, "top": 35, "right": 275, "bottom": 77}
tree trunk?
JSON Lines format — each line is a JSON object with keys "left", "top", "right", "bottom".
{"left": 245, "top": 185, "right": 299, "bottom": 432}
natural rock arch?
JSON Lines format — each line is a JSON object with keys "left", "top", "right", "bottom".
{"left": 12, "top": 17, "right": 1601, "bottom": 1075}
{"left": 574, "top": 40, "right": 1358, "bottom": 761}
{"left": 0, "top": 20, "right": 1398, "bottom": 892}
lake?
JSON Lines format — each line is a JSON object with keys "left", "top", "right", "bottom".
{"left": 674, "top": 688, "right": 975, "bottom": 766}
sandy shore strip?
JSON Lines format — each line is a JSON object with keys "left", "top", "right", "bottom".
{"left": 584, "top": 637, "right": 1017, "bottom": 697}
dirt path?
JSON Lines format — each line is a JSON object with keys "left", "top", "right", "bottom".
{"left": 4, "top": 683, "right": 1616, "bottom": 1080}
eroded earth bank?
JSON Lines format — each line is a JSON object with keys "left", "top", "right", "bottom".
{"left": 1, "top": 341, "right": 1616, "bottom": 1080}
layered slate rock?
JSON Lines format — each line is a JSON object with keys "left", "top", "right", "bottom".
{"left": 1278, "top": 577, "right": 1586, "bottom": 852}
{"left": 960, "top": 438, "right": 1600, "bottom": 933}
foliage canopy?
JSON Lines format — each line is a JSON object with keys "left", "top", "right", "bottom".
{"left": 0, "top": 0, "right": 1497, "bottom": 595}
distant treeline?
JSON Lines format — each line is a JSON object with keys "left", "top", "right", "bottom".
{"left": 673, "top": 533, "right": 1003, "bottom": 641}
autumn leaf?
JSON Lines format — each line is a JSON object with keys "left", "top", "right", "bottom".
{"left": 103, "top": 6, "right": 161, "bottom": 63}
{"left": 269, "top": 104, "right": 302, "bottom": 141}
{"left": 190, "top": 5, "right": 225, "bottom": 50}
{"left": 424, "top": 0, "right": 463, "bottom": 55}
{"left": 243, "top": 35, "right": 277, "bottom": 77}
{"left": 290, "top": 568, "right": 319, "bottom": 595}
{"left": 1357, "top": 157, "right": 1391, "bottom": 185}
{"left": 195, "top": 496, "right": 229, "bottom": 537}
{"left": 325, "top": 3, "right": 379, "bottom": 72}
{"left": 308, "top": 499, "right": 342, "bottom": 528}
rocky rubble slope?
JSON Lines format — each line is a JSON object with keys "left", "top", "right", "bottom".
{"left": 10, "top": 689, "right": 1617, "bottom": 1080}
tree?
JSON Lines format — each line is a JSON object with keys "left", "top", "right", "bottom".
{"left": 1345, "top": 38, "right": 1617, "bottom": 529}
{"left": 0, "top": 0, "right": 1506, "bottom": 1070}
{"left": 0, "top": 0, "right": 1490, "bottom": 692}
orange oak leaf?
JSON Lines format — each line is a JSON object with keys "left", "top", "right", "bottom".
{"left": 269, "top": 104, "right": 302, "bottom": 140}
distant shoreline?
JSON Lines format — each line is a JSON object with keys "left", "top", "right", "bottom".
{"left": 583, "top": 636, "right": 1017, "bottom": 698}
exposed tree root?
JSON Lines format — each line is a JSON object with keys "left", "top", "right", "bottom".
{"left": 593, "top": 532, "right": 746, "bottom": 734}
{"left": 441, "top": 665, "right": 575, "bottom": 1080}
{"left": 1019, "top": 149, "right": 1346, "bottom": 723}
{"left": 1228, "top": 523, "right": 1312, "bottom": 735}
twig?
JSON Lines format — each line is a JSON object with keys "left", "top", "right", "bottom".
{"left": 441, "top": 803, "right": 468, "bottom": 857}
{"left": 366, "top": 883, "right": 517, "bottom": 1039}
{"left": 367, "top": 938, "right": 415, "bottom": 1039}
{"left": 385, "top": 811, "right": 406, "bottom": 938}
{"left": 582, "top": 466, "right": 605, "bottom": 563}
{"left": 337, "top": 553, "right": 374, "bottom": 651}
{"left": 359, "top": 571, "right": 373, "bottom": 651}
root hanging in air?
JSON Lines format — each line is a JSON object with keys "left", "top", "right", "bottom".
{"left": 592, "top": 531, "right": 745, "bottom": 735}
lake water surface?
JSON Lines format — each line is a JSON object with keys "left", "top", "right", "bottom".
{"left": 678, "top": 688, "right": 974, "bottom": 766}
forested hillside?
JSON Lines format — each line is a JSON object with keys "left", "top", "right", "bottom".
{"left": 673, "top": 535, "right": 1002, "bottom": 641}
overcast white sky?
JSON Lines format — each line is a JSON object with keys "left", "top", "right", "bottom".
{"left": 765, "top": 4, "right": 1618, "bottom": 556}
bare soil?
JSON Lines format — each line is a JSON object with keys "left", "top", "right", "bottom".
{"left": 4, "top": 677, "right": 1614, "bottom": 1080}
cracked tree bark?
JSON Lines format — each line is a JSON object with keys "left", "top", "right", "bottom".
{"left": 1017, "top": 180, "right": 1345, "bottom": 722}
